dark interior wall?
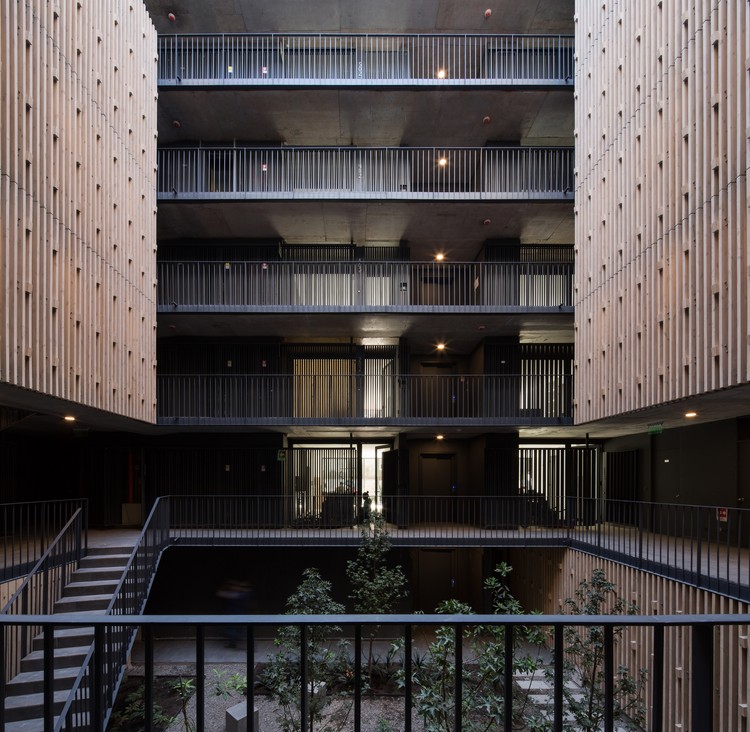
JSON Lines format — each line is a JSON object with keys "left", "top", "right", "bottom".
{"left": 145, "top": 546, "right": 493, "bottom": 619}
{"left": 145, "top": 546, "right": 412, "bottom": 617}
{"left": 604, "top": 418, "right": 742, "bottom": 508}
{"left": 651, "top": 419, "right": 738, "bottom": 506}
{"left": 602, "top": 432, "right": 652, "bottom": 501}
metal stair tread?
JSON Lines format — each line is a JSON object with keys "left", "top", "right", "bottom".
{"left": 5, "top": 688, "right": 72, "bottom": 710}
{"left": 7, "top": 665, "right": 81, "bottom": 692}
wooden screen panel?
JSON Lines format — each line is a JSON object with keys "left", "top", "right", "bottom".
{"left": 574, "top": 0, "right": 749, "bottom": 421}
{"left": 0, "top": 0, "right": 157, "bottom": 421}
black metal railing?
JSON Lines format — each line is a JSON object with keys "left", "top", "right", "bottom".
{"left": 0, "top": 508, "right": 85, "bottom": 683}
{"left": 157, "top": 259, "right": 574, "bottom": 310}
{"left": 0, "top": 499, "right": 88, "bottom": 582}
{"left": 157, "top": 146, "right": 575, "bottom": 199}
{"left": 158, "top": 33, "right": 575, "bottom": 85}
{"left": 156, "top": 373, "right": 573, "bottom": 425}
{"left": 569, "top": 498, "right": 750, "bottom": 602}
{"left": 1, "top": 611, "right": 743, "bottom": 732}
{"left": 51, "top": 498, "right": 171, "bottom": 732}
{"left": 159, "top": 495, "right": 750, "bottom": 602}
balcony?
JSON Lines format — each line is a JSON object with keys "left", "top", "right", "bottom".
{"left": 158, "top": 33, "right": 575, "bottom": 87}
{"left": 157, "top": 146, "right": 575, "bottom": 201}
{"left": 156, "top": 373, "right": 573, "bottom": 426}
{"left": 157, "top": 258, "right": 574, "bottom": 312}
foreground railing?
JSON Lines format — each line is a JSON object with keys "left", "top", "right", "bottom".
{"left": 0, "top": 499, "right": 88, "bottom": 581}
{"left": 1, "top": 612, "right": 744, "bottom": 732}
{"left": 1, "top": 508, "right": 85, "bottom": 682}
{"left": 158, "top": 33, "right": 575, "bottom": 85}
{"left": 156, "top": 373, "right": 573, "bottom": 424}
{"left": 157, "top": 146, "right": 575, "bottom": 199}
{"left": 157, "top": 259, "right": 574, "bottom": 310}
{"left": 52, "top": 499, "right": 171, "bottom": 731}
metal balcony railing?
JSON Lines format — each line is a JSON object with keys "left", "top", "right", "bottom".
{"left": 158, "top": 33, "right": 575, "bottom": 85}
{"left": 161, "top": 495, "right": 750, "bottom": 602}
{"left": 0, "top": 499, "right": 88, "bottom": 581}
{"left": 157, "top": 259, "right": 574, "bottom": 311}
{"left": 1, "top": 611, "right": 737, "bottom": 732}
{"left": 157, "top": 146, "right": 575, "bottom": 200}
{"left": 1, "top": 507, "right": 85, "bottom": 682}
{"left": 156, "top": 373, "right": 573, "bottom": 425}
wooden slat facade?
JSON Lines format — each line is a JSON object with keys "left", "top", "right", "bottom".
{"left": 574, "top": 0, "right": 749, "bottom": 422}
{"left": 0, "top": 0, "right": 157, "bottom": 421}
{"left": 509, "top": 547, "right": 750, "bottom": 731}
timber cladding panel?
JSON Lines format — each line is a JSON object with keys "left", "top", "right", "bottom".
{"left": 509, "top": 547, "right": 750, "bottom": 731}
{"left": 574, "top": 0, "right": 749, "bottom": 422}
{"left": 0, "top": 0, "right": 157, "bottom": 421}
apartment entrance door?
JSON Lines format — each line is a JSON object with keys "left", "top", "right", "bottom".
{"left": 418, "top": 453, "right": 456, "bottom": 497}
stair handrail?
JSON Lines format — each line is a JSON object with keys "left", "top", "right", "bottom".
{"left": 53, "top": 496, "right": 172, "bottom": 731}
{"left": 1, "top": 506, "right": 85, "bottom": 684}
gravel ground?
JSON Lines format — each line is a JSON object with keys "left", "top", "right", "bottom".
{"left": 150, "top": 663, "right": 424, "bottom": 732}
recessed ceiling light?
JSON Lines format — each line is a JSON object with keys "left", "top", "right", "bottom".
{"left": 438, "top": 157, "right": 448, "bottom": 167}
{"left": 685, "top": 411, "right": 698, "bottom": 418}
{"left": 436, "top": 343, "right": 446, "bottom": 351}
{"left": 64, "top": 415, "right": 76, "bottom": 422}
{"left": 435, "top": 253, "right": 445, "bottom": 261}
{"left": 436, "top": 434, "right": 445, "bottom": 440}
{"left": 436, "top": 69, "right": 446, "bottom": 79}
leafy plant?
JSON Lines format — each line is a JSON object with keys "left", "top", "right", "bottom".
{"left": 403, "top": 562, "right": 547, "bottom": 732}
{"left": 260, "top": 568, "right": 351, "bottom": 732}
{"left": 211, "top": 668, "right": 248, "bottom": 698}
{"left": 108, "top": 680, "right": 174, "bottom": 731}
{"left": 346, "top": 512, "right": 408, "bottom": 686}
{"left": 172, "top": 677, "right": 196, "bottom": 732}
{"left": 544, "top": 568, "right": 647, "bottom": 731}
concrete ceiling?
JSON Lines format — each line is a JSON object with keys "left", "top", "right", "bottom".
{"left": 157, "top": 200, "right": 575, "bottom": 261}
{"left": 144, "top": 0, "right": 574, "bottom": 35}
{"left": 157, "top": 311, "right": 575, "bottom": 355}
{"left": 158, "top": 88, "right": 574, "bottom": 147}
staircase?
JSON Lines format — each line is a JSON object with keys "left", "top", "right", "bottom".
{"left": 3, "top": 545, "right": 134, "bottom": 732}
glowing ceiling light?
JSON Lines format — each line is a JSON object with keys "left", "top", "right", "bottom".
{"left": 436, "top": 69, "right": 446, "bottom": 79}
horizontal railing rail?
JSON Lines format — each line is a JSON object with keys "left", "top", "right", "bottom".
{"left": 157, "top": 259, "right": 574, "bottom": 310}
{"left": 156, "top": 373, "right": 573, "bottom": 424}
{"left": 0, "top": 499, "right": 88, "bottom": 582}
{"left": 157, "top": 146, "right": 575, "bottom": 199}
{"left": 158, "top": 33, "right": 575, "bottom": 85}
{"left": 1, "top": 611, "right": 743, "bottom": 732}
{"left": 1, "top": 508, "right": 85, "bottom": 683}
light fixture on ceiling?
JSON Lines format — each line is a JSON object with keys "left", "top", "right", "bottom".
{"left": 436, "top": 434, "right": 445, "bottom": 440}
{"left": 172, "top": 119, "right": 181, "bottom": 128}
{"left": 435, "top": 253, "right": 445, "bottom": 261}
{"left": 64, "top": 415, "right": 76, "bottom": 422}
{"left": 167, "top": 12, "right": 176, "bottom": 22}
{"left": 438, "top": 157, "right": 448, "bottom": 167}
{"left": 483, "top": 115, "right": 491, "bottom": 124}
{"left": 685, "top": 411, "right": 698, "bottom": 418}
{"left": 485, "top": 9, "right": 492, "bottom": 19}
{"left": 436, "top": 69, "right": 446, "bottom": 79}
{"left": 483, "top": 218, "right": 491, "bottom": 225}
{"left": 436, "top": 342, "right": 446, "bottom": 351}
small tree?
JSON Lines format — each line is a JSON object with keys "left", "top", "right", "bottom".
{"left": 261, "top": 568, "right": 351, "bottom": 732}
{"left": 548, "top": 568, "right": 647, "bottom": 731}
{"left": 346, "top": 512, "right": 409, "bottom": 685}
{"left": 406, "top": 563, "right": 547, "bottom": 732}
